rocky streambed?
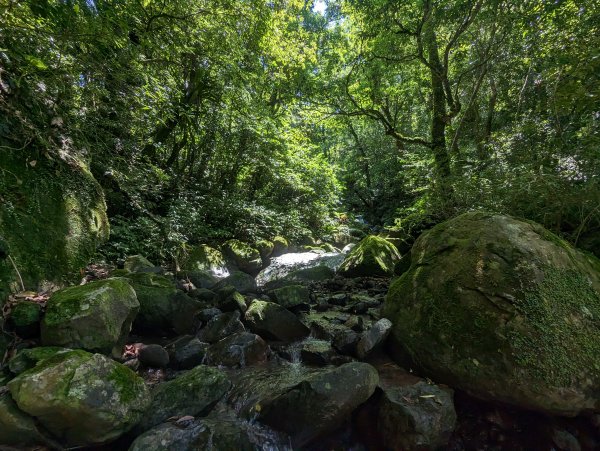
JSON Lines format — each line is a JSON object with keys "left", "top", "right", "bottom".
{"left": 1, "top": 213, "right": 600, "bottom": 450}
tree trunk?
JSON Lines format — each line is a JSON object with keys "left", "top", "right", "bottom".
{"left": 424, "top": 24, "right": 453, "bottom": 202}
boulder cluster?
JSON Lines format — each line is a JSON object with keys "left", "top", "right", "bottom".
{"left": 1, "top": 213, "right": 599, "bottom": 450}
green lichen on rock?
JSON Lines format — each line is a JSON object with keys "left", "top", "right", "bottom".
{"left": 178, "top": 244, "right": 228, "bottom": 276}
{"left": 222, "top": 239, "right": 263, "bottom": 276}
{"left": 0, "top": 392, "right": 49, "bottom": 446}
{"left": 123, "top": 272, "right": 201, "bottom": 335}
{"left": 136, "top": 364, "right": 230, "bottom": 432}
{"left": 7, "top": 350, "right": 149, "bottom": 446}
{"left": 9, "top": 346, "right": 69, "bottom": 375}
{"left": 0, "top": 149, "right": 109, "bottom": 303}
{"left": 339, "top": 235, "right": 400, "bottom": 277}
{"left": 256, "top": 239, "right": 274, "bottom": 260}
{"left": 41, "top": 278, "right": 139, "bottom": 356}
{"left": 9, "top": 300, "right": 42, "bottom": 336}
{"left": 123, "top": 255, "right": 155, "bottom": 273}
{"left": 271, "top": 236, "right": 289, "bottom": 257}
{"left": 384, "top": 212, "right": 600, "bottom": 416}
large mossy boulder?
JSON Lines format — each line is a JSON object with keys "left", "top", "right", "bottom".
{"left": 384, "top": 212, "right": 600, "bottom": 416}
{"left": 124, "top": 272, "right": 201, "bottom": 335}
{"left": 178, "top": 244, "right": 228, "bottom": 277}
{"left": 8, "top": 350, "right": 149, "bottom": 446}
{"left": 137, "top": 364, "right": 230, "bottom": 432}
{"left": 222, "top": 239, "right": 263, "bottom": 276}
{"left": 0, "top": 150, "right": 109, "bottom": 304}
{"left": 338, "top": 235, "right": 400, "bottom": 278}
{"left": 41, "top": 278, "right": 139, "bottom": 357}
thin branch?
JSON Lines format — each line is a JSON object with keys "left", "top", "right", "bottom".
{"left": 8, "top": 255, "right": 25, "bottom": 291}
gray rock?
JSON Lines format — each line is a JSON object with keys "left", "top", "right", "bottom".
{"left": 244, "top": 300, "right": 309, "bottom": 342}
{"left": 378, "top": 381, "right": 456, "bottom": 450}
{"left": 258, "top": 362, "right": 379, "bottom": 447}
{"left": 356, "top": 318, "right": 392, "bottom": 359}
{"left": 212, "top": 271, "right": 257, "bottom": 294}
{"left": 178, "top": 269, "right": 217, "bottom": 289}
{"left": 198, "top": 311, "right": 245, "bottom": 344}
{"left": 206, "top": 332, "right": 269, "bottom": 368}
{"left": 168, "top": 336, "right": 209, "bottom": 370}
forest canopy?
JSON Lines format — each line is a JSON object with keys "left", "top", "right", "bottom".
{"left": 1, "top": 0, "right": 598, "bottom": 263}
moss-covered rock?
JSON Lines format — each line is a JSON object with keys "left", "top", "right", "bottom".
{"left": 8, "top": 350, "right": 149, "bottom": 446}
{"left": 212, "top": 271, "right": 257, "bottom": 294}
{"left": 9, "top": 346, "right": 70, "bottom": 375}
{"left": 244, "top": 300, "right": 309, "bottom": 342}
{"left": 222, "top": 239, "right": 263, "bottom": 276}
{"left": 123, "top": 255, "right": 155, "bottom": 273}
{"left": 41, "top": 278, "right": 139, "bottom": 357}
{"left": 9, "top": 300, "right": 42, "bottom": 337}
{"left": 178, "top": 244, "right": 228, "bottom": 277}
{"left": 270, "top": 284, "right": 310, "bottom": 309}
{"left": 384, "top": 212, "right": 600, "bottom": 416}
{"left": 256, "top": 239, "right": 274, "bottom": 261}
{"left": 0, "top": 149, "right": 109, "bottom": 304}
{"left": 0, "top": 392, "right": 51, "bottom": 446}
{"left": 338, "top": 235, "right": 400, "bottom": 278}
{"left": 124, "top": 272, "right": 202, "bottom": 335}
{"left": 271, "top": 236, "right": 289, "bottom": 257}
{"left": 136, "top": 364, "right": 230, "bottom": 432}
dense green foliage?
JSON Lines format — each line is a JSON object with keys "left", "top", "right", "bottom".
{"left": 1, "top": 0, "right": 598, "bottom": 269}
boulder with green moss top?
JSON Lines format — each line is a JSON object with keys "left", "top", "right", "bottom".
{"left": 0, "top": 392, "right": 52, "bottom": 446}
{"left": 7, "top": 350, "right": 149, "bottom": 446}
{"left": 338, "top": 235, "right": 400, "bottom": 278}
{"left": 9, "top": 346, "right": 70, "bottom": 375}
{"left": 136, "top": 364, "right": 230, "bottom": 432}
{"left": 384, "top": 212, "right": 600, "bottom": 416}
{"left": 8, "top": 300, "right": 41, "bottom": 338}
{"left": 0, "top": 149, "right": 109, "bottom": 304}
{"left": 256, "top": 239, "right": 275, "bottom": 261}
{"left": 244, "top": 300, "right": 309, "bottom": 342}
{"left": 222, "top": 239, "right": 263, "bottom": 276}
{"left": 271, "top": 236, "right": 289, "bottom": 257}
{"left": 123, "top": 255, "right": 157, "bottom": 273}
{"left": 41, "top": 278, "right": 139, "bottom": 357}
{"left": 124, "top": 272, "right": 202, "bottom": 335}
{"left": 178, "top": 244, "right": 228, "bottom": 277}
